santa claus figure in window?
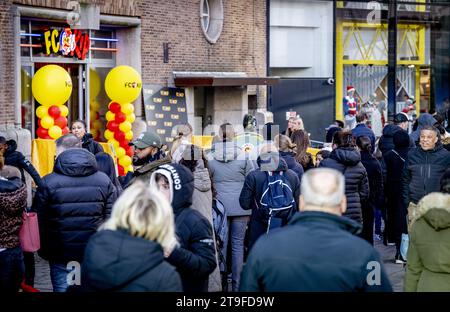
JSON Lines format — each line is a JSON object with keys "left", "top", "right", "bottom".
{"left": 343, "top": 86, "right": 358, "bottom": 129}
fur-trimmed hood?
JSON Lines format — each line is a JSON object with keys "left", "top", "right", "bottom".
{"left": 413, "top": 193, "right": 450, "bottom": 230}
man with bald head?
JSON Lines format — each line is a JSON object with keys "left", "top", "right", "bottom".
{"left": 240, "top": 168, "right": 392, "bottom": 292}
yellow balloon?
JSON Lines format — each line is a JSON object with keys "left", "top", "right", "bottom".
{"left": 104, "top": 129, "right": 114, "bottom": 141}
{"left": 93, "top": 120, "right": 103, "bottom": 130}
{"left": 32, "top": 65, "right": 72, "bottom": 106}
{"left": 126, "top": 113, "right": 136, "bottom": 124}
{"left": 125, "top": 131, "right": 133, "bottom": 141}
{"left": 48, "top": 125, "right": 62, "bottom": 139}
{"left": 104, "top": 66, "right": 142, "bottom": 103}
{"left": 119, "top": 155, "right": 132, "bottom": 168}
{"left": 119, "top": 121, "right": 132, "bottom": 133}
{"left": 90, "top": 100, "right": 100, "bottom": 112}
{"left": 36, "top": 106, "right": 48, "bottom": 119}
{"left": 89, "top": 68, "right": 101, "bottom": 99}
{"left": 59, "top": 105, "right": 69, "bottom": 117}
{"left": 116, "top": 147, "right": 126, "bottom": 158}
{"left": 105, "top": 111, "right": 115, "bottom": 122}
{"left": 121, "top": 103, "right": 135, "bottom": 115}
{"left": 41, "top": 115, "right": 54, "bottom": 129}
{"left": 126, "top": 165, "right": 134, "bottom": 173}
{"left": 109, "top": 139, "right": 120, "bottom": 150}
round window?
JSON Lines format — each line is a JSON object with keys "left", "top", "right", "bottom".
{"left": 200, "top": 0, "right": 223, "bottom": 44}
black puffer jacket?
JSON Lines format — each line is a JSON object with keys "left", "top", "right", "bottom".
{"left": 279, "top": 151, "right": 304, "bottom": 182}
{"left": 402, "top": 144, "right": 450, "bottom": 205}
{"left": 239, "top": 153, "right": 300, "bottom": 250}
{"left": 81, "top": 133, "right": 104, "bottom": 155}
{"left": 4, "top": 139, "right": 43, "bottom": 188}
{"left": 33, "top": 148, "right": 117, "bottom": 263}
{"left": 0, "top": 177, "right": 27, "bottom": 249}
{"left": 81, "top": 230, "right": 182, "bottom": 292}
{"left": 378, "top": 125, "right": 414, "bottom": 156}
{"left": 319, "top": 148, "right": 369, "bottom": 223}
{"left": 151, "top": 163, "right": 216, "bottom": 292}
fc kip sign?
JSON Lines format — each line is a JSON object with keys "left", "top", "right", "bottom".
{"left": 43, "top": 28, "right": 90, "bottom": 60}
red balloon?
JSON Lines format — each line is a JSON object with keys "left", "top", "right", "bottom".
{"left": 107, "top": 121, "right": 119, "bottom": 132}
{"left": 119, "top": 139, "right": 129, "bottom": 150}
{"left": 114, "top": 130, "right": 126, "bottom": 142}
{"left": 126, "top": 146, "right": 134, "bottom": 157}
{"left": 95, "top": 112, "right": 100, "bottom": 119}
{"left": 37, "top": 127, "right": 49, "bottom": 138}
{"left": 54, "top": 116, "right": 68, "bottom": 128}
{"left": 115, "top": 112, "right": 126, "bottom": 123}
{"left": 37, "top": 119, "right": 42, "bottom": 128}
{"left": 48, "top": 105, "right": 61, "bottom": 119}
{"left": 109, "top": 102, "right": 121, "bottom": 114}
{"left": 118, "top": 165, "right": 125, "bottom": 176}
{"left": 62, "top": 127, "right": 70, "bottom": 135}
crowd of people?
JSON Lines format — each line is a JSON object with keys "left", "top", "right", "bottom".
{"left": 1, "top": 108, "right": 449, "bottom": 292}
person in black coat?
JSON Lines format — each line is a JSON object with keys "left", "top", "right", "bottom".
{"left": 81, "top": 182, "right": 182, "bottom": 292}
{"left": 32, "top": 135, "right": 117, "bottom": 292}
{"left": 0, "top": 137, "right": 43, "bottom": 188}
{"left": 150, "top": 163, "right": 216, "bottom": 292}
{"left": 319, "top": 131, "right": 369, "bottom": 224}
{"left": 95, "top": 152, "right": 123, "bottom": 196}
{"left": 383, "top": 130, "right": 410, "bottom": 263}
{"left": 71, "top": 120, "right": 104, "bottom": 155}
{"left": 240, "top": 168, "right": 392, "bottom": 292}
{"left": 239, "top": 145, "right": 300, "bottom": 251}
{"left": 356, "top": 136, "right": 383, "bottom": 245}
{"left": 403, "top": 126, "right": 450, "bottom": 207}
{"left": 378, "top": 113, "right": 413, "bottom": 156}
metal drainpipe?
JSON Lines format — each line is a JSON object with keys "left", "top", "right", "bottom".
{"left": 14, "top": 6, "right": 21, "bottom": 127}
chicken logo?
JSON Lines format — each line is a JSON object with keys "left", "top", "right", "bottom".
{"left": 59, "top": 28, "right": 76, "bottom": 56}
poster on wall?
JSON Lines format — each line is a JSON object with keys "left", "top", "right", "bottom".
{"left": 142, "top": 85, "right": 188, "bottom": 145}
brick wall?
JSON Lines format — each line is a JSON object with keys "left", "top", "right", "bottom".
{"left": 0, "top": 0, "right": 15, "bottom": 125}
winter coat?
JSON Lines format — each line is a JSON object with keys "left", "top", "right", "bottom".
{"left": 190, "top": 163, "right": 222, "bottom": 292}
{"left": 240, "top": 211, "right": 393, "bottom": 292}
{"left": 125, "top": 154, "right": 172, "bottom": 188}
{"left": 81, "top": 229, "right": 182, "bottom": 292}
{"left": 4, "top": 139, "right": 43, "bottom": 188}
{"left": 0, "top": 177, "right": 27, "bottom": 249}
{"left": 379, "top": 125, "right": 414, "bottom": 156}
{"left": 279, "top": 151, "right": 304, "bottom": 182}
{"left": 239, "top": 154, "right": 300, "bottom": 250}
{"left": 153, "top": 163, "right": 216, "bottom": 292}
{"left": 319, "top": 147, "right": 370, "bottom": 223}
{"left": 410, "top": 114, "right": 437, "bottom": 145}
{"left": 352, "top": 124, "right": 376, "bottom": 153}
{"left": 207, "top": 142, "right": 254, "bottom": 217}
{"left": 360, "top": 152, "right": 383, "bottom": 207}
{"left": 402, "top": 144, "right": 450, "bottom": 205}
{"left": 405, "top": 193, "right": 450, "bottom": 292}
{"left": 81, "top": 133, "right": 104, "bottom": 155}
{"left": 33, "top": 148, "right": 117, "bottom": 263}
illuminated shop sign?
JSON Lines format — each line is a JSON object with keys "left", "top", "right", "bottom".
{"left": 43, "top": 28, "right": 90, "bottom": 60}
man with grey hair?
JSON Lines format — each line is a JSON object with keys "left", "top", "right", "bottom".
{"left": 32, "top": 134, "right": 117, "bottom": 292}
{"left": 240, "top": 168, "right": 392, "bottom": 292}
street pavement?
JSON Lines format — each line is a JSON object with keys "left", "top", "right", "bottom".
{"left": 33, "top": 239, "right": 405, "bottom": 292}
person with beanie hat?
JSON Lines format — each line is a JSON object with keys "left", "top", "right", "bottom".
{"left": 150, "top": 163, "right": 216, "bottom": 292}
{"left": 383, "top": 129, "right": 411, "bottom": 263}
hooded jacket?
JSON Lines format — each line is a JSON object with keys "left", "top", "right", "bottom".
{"left": 405, "top": 193, "right": 450, "bottom": 292}
{"left": 4, "top": 139, "right": 43, "bottom": 188}
{"left": 32, "top": 148, "right": 117, "bottom": 263}
{"left": 81, "top": 229, "right": 182, "bottom": 292}
{"left": 240, "top": 211, "right": 392, "bottom": 292}
{"left": 379, "top": 124, "right": 403, "bottom": 155}
{"left": 239, "top": 154, "right": 300, "bottom": 250}
{"left": 207, "top": 141, "right": 254, "bottom": 217}
{"left": 319, "top": 147, "right": 370, "bottom": 223}
{"left": 81, "top": 133, "right": 104, "bottom": 155}
{"left": 410, "top": 114, "right": 437, "bottom": 145}
{"left": 402, "top": 144, "right": 450, "bottom": 205}
{"left": 279, "top": 151, "right": 304, "bottom": 182}
{"left": 0, "top": 177, "right": 27, "bottom": 249}
{"left": 150, "top": 163, "right": 216, "bottom": 292}
{"left": 352, "top": 123, "right": 376, "bottom": 153}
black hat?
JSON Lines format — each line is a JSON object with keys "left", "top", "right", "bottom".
{"left": 394, "top": 112, "right": 410, "bottom": 123}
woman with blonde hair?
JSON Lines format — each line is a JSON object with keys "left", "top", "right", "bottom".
{"left": 274, "top": 134, "right": 304, "bottom": 182}
{"left": 80, "top": 182, "right": 182, "bottom": 292}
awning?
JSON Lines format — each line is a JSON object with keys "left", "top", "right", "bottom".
{"left": 173, "top": 72, "right": 280, "bottom": 87}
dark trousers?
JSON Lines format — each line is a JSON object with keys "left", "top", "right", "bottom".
{"left": 361, "top": 202, "right": 375, "bottom": 245}
{"left": 0, "top": 247, "right": 24, "bottom": 292}
{"left": 23, "top": 252, "right": 35, "bottom": 286}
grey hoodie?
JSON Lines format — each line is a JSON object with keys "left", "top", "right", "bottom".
{"left": 207, "top": 141, "right": 255, "bottom": 216}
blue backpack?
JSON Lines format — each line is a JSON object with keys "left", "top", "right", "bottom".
{"left": 259, "top": 171, "right": 295, "bottom": 233}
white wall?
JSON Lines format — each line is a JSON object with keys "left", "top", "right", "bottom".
{"left": 270, "top": 0, "right": 333, "bottom": 78}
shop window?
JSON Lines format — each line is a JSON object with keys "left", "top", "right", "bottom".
{"left": 21, "top": 66, "right": 33, "bottom": 132}
{"left": 200, "top": 0, "right": 223, "bottom": 44}
{"left": 90, "top": 29, "right": 117, "bottom": 60}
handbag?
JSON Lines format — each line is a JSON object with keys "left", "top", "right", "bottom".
{"left": 19, "top": 211, "right": 40, "bottom": 252}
